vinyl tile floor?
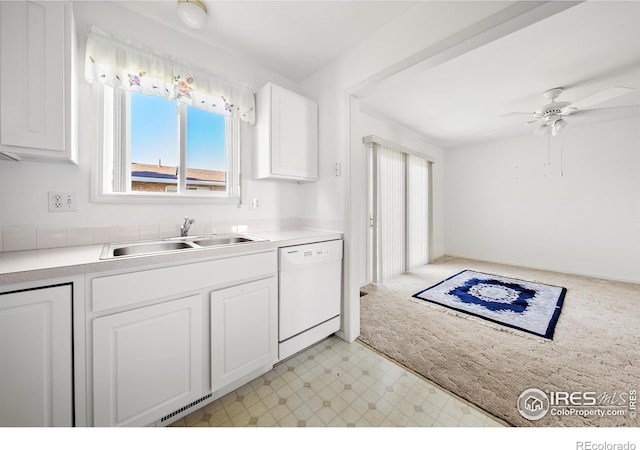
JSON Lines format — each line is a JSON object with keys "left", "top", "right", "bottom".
{"left": 169, "top": 336, "right": 506, "bottom": 427}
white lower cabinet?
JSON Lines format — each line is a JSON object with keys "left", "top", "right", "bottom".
{"left": 87, "top": 251, "right": 278, "bottom": 426}
{"left": 0, "top": 284, "right": 73, "bottom": 426}
{"left": 92, "top": 294, "right": 203, "bottom": 427}
{"left": 210, "top": 277, "right": 278, "bottom": 391}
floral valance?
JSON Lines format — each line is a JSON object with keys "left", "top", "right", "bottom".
{"left": 85, "top": 27, "right": 255, "bottom": 124}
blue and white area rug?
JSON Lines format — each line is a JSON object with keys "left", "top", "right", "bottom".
{"left": 412, "top": 270, "right": 566, "bottom": 339}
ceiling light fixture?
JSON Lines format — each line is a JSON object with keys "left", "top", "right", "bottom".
{"left": 552, "top": 118, "right": 568, "bottom": 136}
{"left": 177, "top": 0, "right": 208, "bottom": 29}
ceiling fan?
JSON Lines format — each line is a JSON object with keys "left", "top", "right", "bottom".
{"left": 499, "top": 86, "right": 636, "bottom": 136}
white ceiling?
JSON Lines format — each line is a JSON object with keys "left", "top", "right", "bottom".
{"left": 112, "top": 1, "right": 640, "bottom": 150}
{"left": 114, "top": 0, "right": 417, "bottom": 82}
{"left": 360, "top": 1, "right": 640, "bottom": 149}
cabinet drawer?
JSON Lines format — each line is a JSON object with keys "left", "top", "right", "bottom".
{"left": 91, "top": 251, "right": 276, "bottom": 313}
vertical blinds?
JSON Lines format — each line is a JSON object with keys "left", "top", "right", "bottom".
{"left": 377, "top": 145, "right": 405, "bottom": 280}
{"left": 371, "top": 139, "right": 431, "bottom": 283}
{"left": 407, "top": 154, "right": 429, "bottom": 270}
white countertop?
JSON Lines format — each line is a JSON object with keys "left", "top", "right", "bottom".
{"left": 0, "top": 228, "right": 343, "bottom": 286}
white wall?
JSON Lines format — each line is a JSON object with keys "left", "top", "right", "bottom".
{"left": 445, "top": 117, "right": 640, "bottom": 283}
{"left": 297, "top": 2, "right": 497, "bottom": 341}
{"left": 297, "top": 1, "right": 507, "bottom": 228}
{"left": 0, "top": 1, "right": 303, "bottom": 235}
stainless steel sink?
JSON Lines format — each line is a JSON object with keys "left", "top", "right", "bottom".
{"left": 107, "top": 241, "right": 197, "bottom": 258}
{"left": 193, "top": 236, "right": 255, "bottom": 247}
{"left": 100, "top": 234, "right": 267, "bottom": 259}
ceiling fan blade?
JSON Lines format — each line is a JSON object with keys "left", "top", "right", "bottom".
{"left": 483, "top": 119, "right": 541, "bottom": 137}
{"left": 570, "top": 86, "right": 635, "bottom": 110}
{"left": 559, "top": 107, "right": 578, "bottom": 116}
{"left": 499, "top": 112, "right": 535, "bottom": 117}
{"left": 570, "top": 105, "right": 640, "bottom": 120}
{"left": 579, "top": 105, "right": 640, "bottom": 113}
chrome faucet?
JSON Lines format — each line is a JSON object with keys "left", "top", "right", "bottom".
{"left": 181, "top": 217, "right": 195, "bottom": 237}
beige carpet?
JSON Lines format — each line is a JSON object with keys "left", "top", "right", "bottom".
{"left": 358, "top": 256, "right": 640, "bottom": 427}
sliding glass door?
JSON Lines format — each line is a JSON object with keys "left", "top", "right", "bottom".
{"left": 368, "top": 141, "right": 431, "bottom": 283}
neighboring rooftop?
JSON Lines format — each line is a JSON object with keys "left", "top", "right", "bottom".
{"left": 131, "top": 162, "right": 225, "bottom": 183}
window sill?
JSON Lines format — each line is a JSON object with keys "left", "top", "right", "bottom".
{"left": 92, "top": 191, "right": 240, "bottom": 205}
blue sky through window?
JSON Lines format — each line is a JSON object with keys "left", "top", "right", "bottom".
{"left": 130, "top": 92, "right": 226, "bottom": 171}
{"left": 186, "top": 105, "right": 226, "bottom": 171}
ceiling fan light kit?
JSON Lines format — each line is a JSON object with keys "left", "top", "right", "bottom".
{"left": 552, "top": 118, "right": 568, "bottom": 136}
{"left": 533, "top": 124, "right": 548, "bottom": 136}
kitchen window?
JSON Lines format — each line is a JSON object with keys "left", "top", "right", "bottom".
{"left": 99, "top": 86, "right": 240, "bottom": 202}
{"left": 85, "top": 27, "right": 254, "bottom": 204}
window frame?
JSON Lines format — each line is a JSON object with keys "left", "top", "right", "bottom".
{"left": 92, "top": 86, "right": 241, "bottom": 204}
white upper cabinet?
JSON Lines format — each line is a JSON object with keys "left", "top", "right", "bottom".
{"left": 255, "top": 83, "right": 318, "bottom": 181}
{"left": 0, "top": 1, "right": 77, "bottom": 163}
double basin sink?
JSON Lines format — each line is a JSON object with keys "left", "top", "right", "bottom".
{"left": 100, "top": 234, "right": 268, "bottom": 259}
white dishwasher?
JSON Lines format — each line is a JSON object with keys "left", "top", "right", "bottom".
{"left": 278, "top": 239, "right": 343, "bottom": 360}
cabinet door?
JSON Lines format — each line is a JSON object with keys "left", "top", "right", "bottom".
{"left": 271, "top": 85, "right": 318, "bottom": 179}
{"left": 0, "top": 1, "right": 76, "bottom": 162}
{"left": 211, "top": 277, "right": 277, "bottom": 391}
{"left": 92, "top": 295, "right": 203, "bottom": 427}
{"left": 0, "top": 284, "right": 73, "bottom": 426}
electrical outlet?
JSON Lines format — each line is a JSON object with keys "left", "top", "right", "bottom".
{"left": 250, "top": 198, "right": 260, "bottom": 210}
{"left": 48, "top": 191, "right": 77, "bottom": 212}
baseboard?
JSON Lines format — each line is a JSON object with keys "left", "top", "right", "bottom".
{"left": 443, "top": 253, "right": 640, "bottom": 285}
